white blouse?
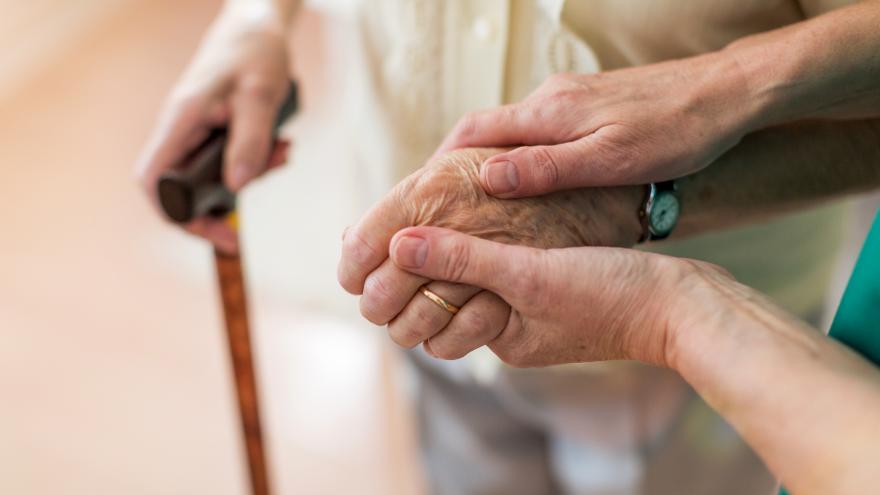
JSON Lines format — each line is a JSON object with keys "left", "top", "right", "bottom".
{"left": 330, "top": 0, "right": 856, "bottom": 375}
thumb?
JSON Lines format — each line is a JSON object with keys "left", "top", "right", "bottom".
{"left": 432, "top": 104, "right": 530, "bottom": 158}
{"left": 389, "top": 227, "right": 534, "bottom": 299}
{"left": 480, "top": 135, "right": 619, "bottom": 198}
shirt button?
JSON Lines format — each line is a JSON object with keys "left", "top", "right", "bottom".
{"left": 472, "top": 17, "right": 495, "bottom": 42}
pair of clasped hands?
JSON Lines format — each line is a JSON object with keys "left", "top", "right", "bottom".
{"left": 132, "top": 10, "right": 789, "bottom": 369}
{"left": 336, "top": 55, "right": 757, "bottom": 367}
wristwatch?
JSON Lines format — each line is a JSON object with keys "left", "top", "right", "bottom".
{"left": 638, "top": 180, "right": 680, "bottom": 243}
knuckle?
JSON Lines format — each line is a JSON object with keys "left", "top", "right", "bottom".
{"left": 412, "top": 300, "right": 448, "bottom": 329}
{"left": 541, "top": 74, "right": 567, "bottom": 92}
{"left": 441, "top": 241, "right": 471, "bottom": 282}
{"left": 429, "top": 149, "right": 482, "bottom": 178}
{"left": 499, "top": 103, "right": 519, "bottom": 119}
{"left": 358, "top": 302, "right": 385, "bottom": 325}
{"left": 459, "top": 309, "right": 495, "bottom": 339}
{"left": 530, "top": 147, "right": 562, "bottom": 189}
{"left": 543, "top": 89, "right": 569, "bottom": 107}
{"left": 526, "top": 100, "right": 552, "bottom": 123}
{"left": 342, "top": 229, "right": 377, "bottom": 268}
{"left": 494, "top": 333, "right": 543, "bottom": 368}
{"left": 388, "top": 322, "right": 428, "bottom": 349}
{"left": 396, "top": 168, "right": 433, "bottom": 201}
{"left": 360, "top": 275, "right": 396, "bottom": 324}
{"left": 541, "top": 73, "right": 578, "bottom": 96}
{"left": 390, "top": 302, "right": 447, "bottom": 348}
{"left": 237, "top": 78, "right": 280, "bottom": 105}
{"left": 493, "top": 345, "right": 529, "bottom": 368}
{"left": 508, "top": 262, "right": 545, "bottom": 304}
{"left": 430, "top": 341, "right": 463, "bottom": 360}
{"left": 591, "top": 126, "right": 639, "bottom": 179}
{"left": 337, "top": 261, "right": 363, "bottom": 295}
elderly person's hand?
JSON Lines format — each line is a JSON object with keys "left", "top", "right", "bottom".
{"left": 135, "top": 3, "right": 293, "bottom": 252}
{"left": 337, "top": 148, "right": 642, "bottom": 358}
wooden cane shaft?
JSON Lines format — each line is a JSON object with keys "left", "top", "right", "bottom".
{"left": 214, "top": 248, "right": 271, "bottom": 495}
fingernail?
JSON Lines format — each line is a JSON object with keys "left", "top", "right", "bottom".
{"left": 484, "top": 161, "right": 519, "bottom": 195}
{"left": 394, "top": 236, "right": 427, "bottom": 268}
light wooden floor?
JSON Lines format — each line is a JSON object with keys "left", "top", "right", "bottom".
{"left": 0, "top": 1, "right": 423, "bottom": 494}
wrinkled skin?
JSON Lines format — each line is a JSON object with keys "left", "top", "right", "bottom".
{"left": 388, "top": 227, "right": 689, "bottom": 367}
{"left": 135, "top": 11, "right": 292, "bottom": 253}
{"left": 399, "top": 149, "right": 641, "bottom": 248}
{"left": 338, "top": 147, "right": 642, "bottom": 359}
{"left": 389, "top": 226, "right": 880, "bottom": 495}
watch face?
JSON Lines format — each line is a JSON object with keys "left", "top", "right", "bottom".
{"left": 650, "top": 192, "right": 680, "bottom": 236}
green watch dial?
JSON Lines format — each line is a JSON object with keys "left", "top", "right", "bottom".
{"left": 649, "top": 191, "right": 680, "bottom": 236}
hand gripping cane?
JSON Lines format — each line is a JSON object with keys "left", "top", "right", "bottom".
{"left": 156, "top": 82, "right": 298, "bottom": 495}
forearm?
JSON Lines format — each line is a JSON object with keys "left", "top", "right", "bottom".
{"left": 674, "top": 118, "right": 880, "bottom": 238}
{"left": 669, "top": 271, "right": 880, "bottom": 494}
{"left": 548, "top": 117, "right": 880, "bottom": 245}
{"left": 727, "top": 0, "right": 880, "bottom": 126}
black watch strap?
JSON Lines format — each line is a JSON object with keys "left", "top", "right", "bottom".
{"left": 655, "top": 180, "right": 676, "bottom": 194}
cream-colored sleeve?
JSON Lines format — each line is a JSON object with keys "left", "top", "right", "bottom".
{"left": 797, "top": 0, "right": 861, "bottom": 17}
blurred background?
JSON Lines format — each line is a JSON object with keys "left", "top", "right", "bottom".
{"left": 2, "top": 1, "right": 878, "bottom": 495}
{"left": 0, "top": 0, "right": 424, "bottom": 493}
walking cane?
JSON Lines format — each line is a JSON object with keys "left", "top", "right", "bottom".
{"left": 155, "top": 83, "right": 298, "bottom": 495}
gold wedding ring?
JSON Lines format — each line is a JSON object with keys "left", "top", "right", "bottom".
{"left": 420, "top": 286, "right": 460, "bottom": 315}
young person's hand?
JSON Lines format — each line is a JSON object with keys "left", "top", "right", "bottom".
{"left": 435, "top": 55, "right": 758, "bottom": 198}
{"left": 436, "top": 2, "right": 880, "bottom": 201}
{"left": 135, "top": 6, "right": 292, "bottom": 252}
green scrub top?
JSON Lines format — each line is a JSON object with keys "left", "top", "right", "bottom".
{"left": 827, "top": 209, "right": 880, "bottom": 362}
{"left": 780, "top": 208, "right": 880, "bottom": 495}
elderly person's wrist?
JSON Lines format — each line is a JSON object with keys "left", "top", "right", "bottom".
{"left": 576, "top": 253, "right": 706, "bottom": 368}
{"left": 596, "top": 185, "right": 646, "bottom": 247}
{"left": 660, "top": 258, "right": 811, "bottom": 393}
{"left": 653, "top": 258, "right": 734, "bottom": 372}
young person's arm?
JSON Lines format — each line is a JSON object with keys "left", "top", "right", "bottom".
{"left": 431, "top": 1, "right": 880, "bottom": 197}
{"left": 730, "top": 0, "right": 880, "bottom": 124}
